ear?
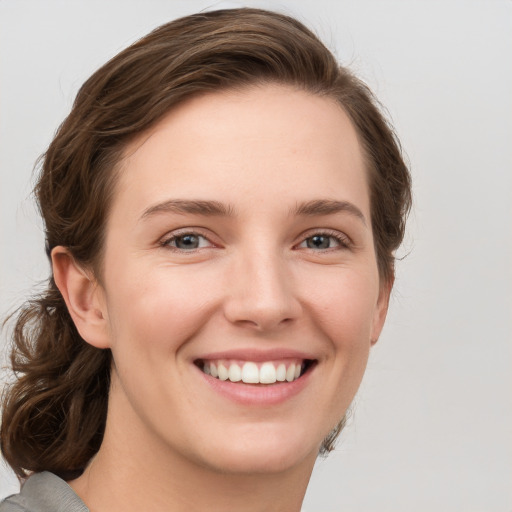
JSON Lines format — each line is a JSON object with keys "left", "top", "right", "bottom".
{"left": 51, "top": 246, "right": 111, "bottom": 349}
{"left": 370, "top": 276, "right": 394, "bottom": 346}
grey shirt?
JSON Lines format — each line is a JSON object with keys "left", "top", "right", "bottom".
{"left": 0, "top": 472, "right": 88, "bottom": 512}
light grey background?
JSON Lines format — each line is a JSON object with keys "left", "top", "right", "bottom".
{"left": 1, "top": 1, "right": 511, "bottom": 510}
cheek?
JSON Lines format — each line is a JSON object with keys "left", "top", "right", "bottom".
{"left": 280, "top": 272, "right": 376, "bottom": 437}
{"left": 302, "top": 264, "right": 380, "bottom": 345}
{"left": 301, "top": 265, "right": 379, "bottom": 410}
{"left": 104, "top": 262, "right": 219, "bottom": 361}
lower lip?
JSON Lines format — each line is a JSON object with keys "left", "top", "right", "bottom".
{"left": 197, "top": 365, "right": 314, "bottom": 406}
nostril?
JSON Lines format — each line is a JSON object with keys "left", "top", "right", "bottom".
{"left": 228, "top": 313, "right": 299, "bottom": 332}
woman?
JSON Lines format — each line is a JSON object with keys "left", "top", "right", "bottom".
{"left": 0, "top": 8, "right": 411, "bottom": 511}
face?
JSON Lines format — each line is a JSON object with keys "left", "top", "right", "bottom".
{"left": 92, "top": 84, "right": 389, "bottom": 475}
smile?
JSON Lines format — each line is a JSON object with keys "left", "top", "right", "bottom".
{"left": 197, "top": 359, "right": 314, "bottom": 384}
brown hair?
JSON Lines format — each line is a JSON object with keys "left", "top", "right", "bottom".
{"left": 1, "top": 8, "right": 411, "bottom": 480}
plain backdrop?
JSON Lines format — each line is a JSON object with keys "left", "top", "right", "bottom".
{"left": 1, "top": 1, "right": 511, "bottom": 510}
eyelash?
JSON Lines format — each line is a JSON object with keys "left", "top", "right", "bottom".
{"left": 297, "top": 229, "right": 352, "bottom": 251}
{"left": 160, "top": 230, "right": 214, "bottom": 252}
{"left": 159, "top": 229, "right": 351, "bottom": 252}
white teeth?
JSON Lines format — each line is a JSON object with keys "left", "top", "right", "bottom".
{"left": 218, "top": 363, "right": 228, "bottom": 381}
{"left": 228, "top": 363, "right": 242, "bottom": 382}
{"left": 242, "top": 362, "right": 259, "bottom": 383}
{"left": 259, "top": 362, "right": 277, "bottom": 384}
{"left": 202, "top": 359, "right": 307, "bottom": 384}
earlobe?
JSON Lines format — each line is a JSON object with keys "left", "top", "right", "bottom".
{"left": 51, "top": 246, "right": 111, "bottom": 349}
{"left": 370, "top": 276, "right": 394, "bottom": 346}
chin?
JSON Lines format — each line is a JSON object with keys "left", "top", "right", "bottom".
{"left": 193, "top": 424, "right": 322, "bottom": 475}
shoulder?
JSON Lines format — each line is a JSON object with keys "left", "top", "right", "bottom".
{"left": 0, "top": 472, "right": 88, "bottom": 512}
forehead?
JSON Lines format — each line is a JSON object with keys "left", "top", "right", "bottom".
{"left": 113, "top": 84, "right": 369, "bottom": 220}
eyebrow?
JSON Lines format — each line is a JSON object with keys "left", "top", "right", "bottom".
{"left": 140, "top": 198, "right": 366, "bottom": 225}
{"left": 292, "top": 199, "right": 367, "bottom": 225}
{"left": 140, "top": 199, "right": 235, "bottom": 220}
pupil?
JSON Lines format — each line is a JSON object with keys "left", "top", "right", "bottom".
{"left": 307, "top": 235, "right": 329, "bottom": 249}
{"left": 176, "top": 235, "right": 199, "bottom": 249}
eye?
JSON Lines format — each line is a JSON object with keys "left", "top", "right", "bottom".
{"left": 297, "top": 231, "right": 350, "bottom": 251}
{"left": 305, "top": 235, "right": 337, "bottom": 249}
{"left": 162, "top": 232, "right": 213, "bottom": 251}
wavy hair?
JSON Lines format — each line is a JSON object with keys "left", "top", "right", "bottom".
{"left": 1, "top": 7, "right": 411, "bottom": 479}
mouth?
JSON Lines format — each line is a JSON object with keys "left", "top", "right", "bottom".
{"left": 194, "top": 358, "right": 316, "bottom": 385}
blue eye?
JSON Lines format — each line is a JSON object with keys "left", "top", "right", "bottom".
{"left": 298, "top": 232, "right": 348, "bottom": 250}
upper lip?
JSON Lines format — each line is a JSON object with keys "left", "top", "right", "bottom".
{"left": 194, "top": 348, "right": 318, "bottom": 362}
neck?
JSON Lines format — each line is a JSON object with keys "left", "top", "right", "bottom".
{"left": 71, "top": 442, "right": 314, "bottom": 512}
{"left": 69, "top": 399, "right": 316, "bottom": 512}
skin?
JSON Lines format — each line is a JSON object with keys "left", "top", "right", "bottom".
{"left": 53, "top": 84, "right": 391, "bottom": 512}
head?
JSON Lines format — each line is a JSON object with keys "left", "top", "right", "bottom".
{"left": 1, "top": 8, "right": 411, "bottom": 479}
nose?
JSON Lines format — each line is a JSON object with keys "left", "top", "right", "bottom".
{"left": 223, "top": 247, "right": 302, "bottom": 332}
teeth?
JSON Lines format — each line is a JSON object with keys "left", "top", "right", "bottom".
{"left": 242, "top": 362, "right": 259, "bottom": 383}
{"left": 202, "top": 359, "right": 306, "bottom": 384}
{"left": 260, "top": 362, "right": 277, "bottom": 384}
{"left": 285, "top": 364, "right": 296, "bottom": 382}
{"left": 276, "top": 363, "right": 286, "bottom": 382}
{"left": 228, "top": 363, "right": 242, "bottom": 382}
{"left": 218, "top": 363, "right": 228, "bottom": 381}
